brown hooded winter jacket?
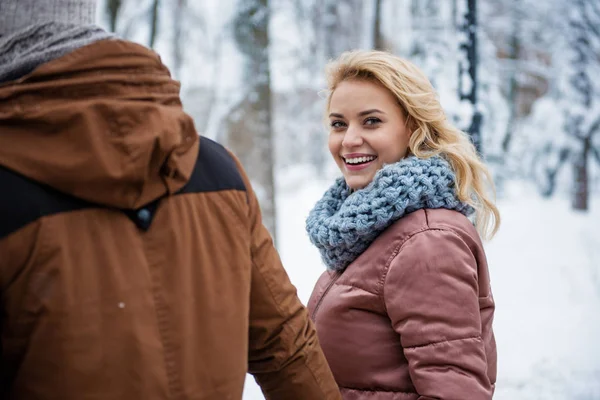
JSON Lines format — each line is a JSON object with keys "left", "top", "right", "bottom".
{"left": 0, "top": 39, "right": 341, "bottom": 400}
{"left": 308, "top": 209, "right": 497, "bottom": 399}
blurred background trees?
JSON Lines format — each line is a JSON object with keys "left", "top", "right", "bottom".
{"left": 97, "top": 0, "right": 600, "bottom": 241}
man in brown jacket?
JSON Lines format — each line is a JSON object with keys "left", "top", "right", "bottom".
{"left": 0, "top": 1, "right": 340, "bottom": 399}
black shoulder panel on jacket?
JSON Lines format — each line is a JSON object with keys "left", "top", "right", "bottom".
{"left": 178, "top": 136, "right": 247, "bottom": 194}
{"left": 0, "top": 166, "right": 94, "bottom": 240}
{"left": 0, "top": 137, "right": 247, "bottom": 239}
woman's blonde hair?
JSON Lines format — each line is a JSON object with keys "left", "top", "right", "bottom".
{"left": 325, "top": 50, "right": 500, "bottom": 239}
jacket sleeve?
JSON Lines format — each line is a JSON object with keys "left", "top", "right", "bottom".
{"left": 383, "top": 228, "right": 493, "bottom": 400}
{"left": 231, "top": 154, "right": 341, "bottom": 400}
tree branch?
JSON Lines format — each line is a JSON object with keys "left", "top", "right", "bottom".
{"left": 105, "top": 0, "right": 122, "bottom": 32}
{"left": 581, "top": 3, "right": 600, "bottom": 41}
{"left": 541, "top": 147, "right": 571, "bottom": 197}
{"left": 588, "top": 0, "right": 600, "bottom": 24}
{"left": 149, "top": 0, "right": 160, "bottom": 49}
{"left": 566, "top": 114, "right": 588, "bottom": 141}
{"left": 591, "top": 146, "right": 600, "bottom": 165}
{"left": 373, "top": 0, "right": 384, "bottom": 50}
{"left": 586, "top": 114, "right": 600, "bottom": 139}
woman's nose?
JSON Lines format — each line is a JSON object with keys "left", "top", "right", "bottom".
{"left": 342, "top": 126, "right": 363, "bottom": 147}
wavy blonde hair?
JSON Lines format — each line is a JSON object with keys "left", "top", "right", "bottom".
{"left": 325, "top": 50, "right": 500, "bottom": 239}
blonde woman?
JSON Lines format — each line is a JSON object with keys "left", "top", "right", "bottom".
{"left": 306, "top": 50, "right": 499, "bottom": 400}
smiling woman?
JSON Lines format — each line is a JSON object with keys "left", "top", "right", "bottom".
{"left": 327, "top": 80, "right": 411, "bottom": 190}
{"left": 305, "top": 50, "right": 500, "bottom": 400}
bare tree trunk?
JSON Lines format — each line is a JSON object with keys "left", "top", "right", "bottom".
{"left": 199, "top": 32, "right": 224, "bottom": 139}
{"left": 452, "top": 0, "right": 458, "bottom": 25}
{"left": 573, "top": 115, "right": 600, "bottom": 210}
{"left": 323, "top": 0, "right": 338, "bottom": 60}
{"left": 106, "top": 0, "right": 122, "bottom": 32}
{"left": 502, "top": 1, "right": 521, "bottom": 154}
{"left": 457, "top": 0, "right": 482, "bottom": 155}
{"left": 229, "top": 0, "right": 277, "bottom": 241}
{"left": 172, "top": 0, "right": 186, "bottom": 79}
{"left": 565, "top": 0, "right": 600, "bottom": 210}
{"left": 373, "top": 0, "right": 384, "bottom": 50}
{"left": 573, "top": 138, "right": 590, "bottom": 210}
{"left": 149, "top": 0, "right": 160, "bottom": 49}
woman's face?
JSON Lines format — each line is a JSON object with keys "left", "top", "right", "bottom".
{"left": 328, "top": 79, "right": 411, "bottom": 191}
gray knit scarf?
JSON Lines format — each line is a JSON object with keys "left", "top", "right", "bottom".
{"left": 0, "top": 22, "right": 113, "bottom": 83}
{"left": 306, "top": 156, "right": 474, "bottom": 271}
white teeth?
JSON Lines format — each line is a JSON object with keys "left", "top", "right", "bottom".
{"left": 345, "top": 156, "right": 376, "bottom": 164}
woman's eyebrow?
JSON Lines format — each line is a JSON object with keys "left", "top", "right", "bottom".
{"left": 357, "top": 109, "right": 384, "bottom": 116}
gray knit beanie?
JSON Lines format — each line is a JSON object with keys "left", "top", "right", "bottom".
{"left": 0, "top": 0, "right": 97, "bottom": 37}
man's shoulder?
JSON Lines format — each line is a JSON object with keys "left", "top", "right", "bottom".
{"left": 178, "top": 136, "right": 247, "bottom": 195}
{"left": 0, "top": 164, "right": 92, "bottom": 240}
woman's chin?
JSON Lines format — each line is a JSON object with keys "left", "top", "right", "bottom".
{"left": 345, "top": 176, "right": 373, "bottom": 191}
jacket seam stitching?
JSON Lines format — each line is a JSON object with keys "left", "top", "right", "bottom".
{"left": 334, "top": 282, "right": 378, "bottom": 296}
{"left": 405, "top": 335, "right": 482, "bottom": 350}
{"left": 377, "top": 226, "right": 430, "bottom": 312}
{"left": 147, "top": 251, "right": 182, "bottom": 398}
{"left": 378, "top": 227, "right": 465, "bottom": 315}
{"left": 177, "top": 190, "right": 247, "bottom": 230}
{"left": 250, "top": 259, "right": 328, "bottom": 398}
{"left": 310, "top": 273, "right": 340, "bottom": 320}
{"left": 340, "top": 385, "right": 416, "bottom": 394}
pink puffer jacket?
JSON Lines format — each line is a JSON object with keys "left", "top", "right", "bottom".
{"left": 308, "top": 208, "right": 496, "bottom": 400}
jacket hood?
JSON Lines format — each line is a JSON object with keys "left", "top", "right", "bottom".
{"left": 0, "top": 39, "right": 198, "bottom": 209}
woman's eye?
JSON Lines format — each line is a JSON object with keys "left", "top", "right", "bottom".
{"left": 330, "top": 120, "right": 346, "bottom": 129}
{"left": 364, "top": 117, "right": 381, "bottom": 126}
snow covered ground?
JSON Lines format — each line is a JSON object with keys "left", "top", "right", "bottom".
{"left": 242, "top": 172, "right": 600, "bottom": 400}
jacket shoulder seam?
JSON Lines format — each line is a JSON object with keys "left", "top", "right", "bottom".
{"left": 377, "top": 226, "right": 466, "bottom": 313}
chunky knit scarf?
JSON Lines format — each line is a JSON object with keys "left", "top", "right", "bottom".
{"left": 306, "top": 156, "right": 474, "bottom": 271}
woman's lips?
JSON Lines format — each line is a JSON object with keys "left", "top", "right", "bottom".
{"left": 344, "top": 159, "right": 376, "bottom": 171}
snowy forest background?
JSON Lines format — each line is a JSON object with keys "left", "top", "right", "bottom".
{"left": 95, "top": 0, "right": 599, "bottom": 398}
